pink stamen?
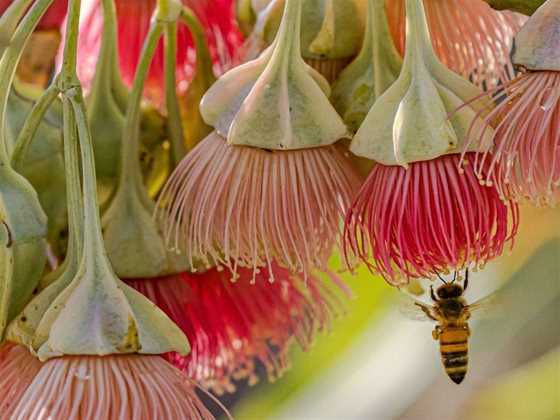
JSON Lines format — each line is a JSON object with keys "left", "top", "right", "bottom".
{"left": 344, "top": 153, "right": 519, "bottom": 285}
{"left": 0, "top": 344, "right": 43, "bottom": 420}
{"left": 156, "top": 133, "right": 361, "bottom": 279}
{"left": 6, "top": 353, "right": 220, "bottom": 419}
{"left": 126, "top": 264, "right": 348, "bottom": 394}
{"left": 465, "top": 72, "right": 560, "bottom": 206}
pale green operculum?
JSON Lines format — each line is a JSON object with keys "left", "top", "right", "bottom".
{"left": 87, "top": 3, "right": 129, "bottom": 205}
{"left": 0, "top": 166, "right": 47, "bottom": 341}
{"left": 6, "top": 84, "right": 67, "bottom": 249}
{"left": 512, "top": 0, "right": 560, "bottom": 71}
{"left": 308, "top": 0, "right": 335, "bottom": 55}
{"left": 7, "top": 255, "right": 77, "bottom": 348}
{"left": 350, "top": 0, "right": 493, "bottom": 166}
{"left": 200, "top": 0, "right": 348, "bottom": 150}
{"left": 26, "top": 255, "right": 188, "bottom": 361}
{"left": 331, "top": 0, "right": 402, "bottom": 133}
{"left": 87, "top": 77, "right": 126, "bottom": 196}
{"left": 101, "top": 183, "right": 189, "bottom": 278}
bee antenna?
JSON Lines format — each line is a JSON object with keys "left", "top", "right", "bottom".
{"left": 435, "top": 272, "right": 447, "bottom": 284}
{"left": 452, "top": 271, "right": 458, "bottom": 283}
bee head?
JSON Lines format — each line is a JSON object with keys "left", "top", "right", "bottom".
{"left": 436, "top": 284, "right": 464, "bottom": 299}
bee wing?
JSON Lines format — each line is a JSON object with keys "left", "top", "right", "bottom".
{"left": 468, "top": 289, "right": 502, "bottom": 320}
{"left": 397, "top": 292, "right": 436, "bottom": 322}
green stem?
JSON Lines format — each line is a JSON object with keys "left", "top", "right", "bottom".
{"left": 118, "top": 20, "right": 164, "bottom": 193}
{"left": 180, "top": 7, "right": 215, "bottom": 86}
{"left": 403, "top": 0, "right": 434, "bottom": 66}
{"left": 96, "top": 0, "right": 128, "bottom": 110}
{"left": 164, "top": 21, "right": 186, "bottom": 166}
{"left": 59, "top": 0, "right": 81, "bottom": 89}
{"left": 58, "top": 0, "right": 106, "bottom": 263}
{"left": 57, "top": 0, "right": 85, "bottom": 260}
{"left": 0, "top": 0, "right": 54, "bottom": 166}
{"left": 483, "top": 0, "right": 545, "bottom": 15}
{"left": 0, "top": 0, "right": 34, "bottom": 47}
{"left": 70, "top": 94, "right": 106, "bottom": 261}
{"left": 61, "top": 96, "right": 83, "bottom": 267}
{"left": 11, "top": 81, "right": 60, "bottom": 171}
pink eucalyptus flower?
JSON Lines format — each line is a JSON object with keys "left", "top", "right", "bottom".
{"left": 465, "top": 71, "right": 560, "bottom": 206}
{"left": 0, "top": 346, "right": 225, "bottom": 420}
{"left": 0, "top": 344, "right": 43, "bottom": 419}
{"left": 35, "top": 0, "right": 68, "bottom": 30}
{"left": 77, "top": 0, "right": 242, "bottom": 103}
{"left": 386, "top": 0, "right": 526, "bottom": 89}
{"left": 344, "top": 153, "right": 520, "bottom": 284}
{"left": 156, "top": 132, "right": 361, "bottom": 280}
{"left": 126, "top": 263, "right": 348, "bottom": 394}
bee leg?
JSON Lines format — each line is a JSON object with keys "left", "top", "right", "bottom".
{"left": 466, "top": 324, "right": 471, "bottom": 337}
{"left": 432, "top": 325, "right": 442, "bottom": 340}
{"left": 430, "top": 286, "right": 438, "bottom": 302}
{"left": 416, "top": 303, "right": 437, "bottom": 321}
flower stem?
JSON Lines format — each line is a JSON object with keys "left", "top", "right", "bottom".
{"left": 59, "top": 0, "right": 80, "bottom": 89}
{"left": 180, "top": 7, "right": 215, "bottom": 86}
{"left": 58, "top": 0, "right": 95, "bottom": 260}
{"left": 118, "top": 20, "right": 164, "bottom": 194}
{"left": 70, "top": 93, "right": 107, "bottom": 261}
{"left": 57, "top": 0, "right": 108, "bottom": 262}
{"left": 11, "top": 80, "right": 61, "bottom": 171}
{"left": 61, "top": 95, "right": 83, "bottom": 268}
{"left": 164, "top": 21, "right": 186, "bottom": 166}
{"left": 0, "top": 0, "right": 34, "bottom": 48}
{"left": 0, "top": 0, "right": 54, "bottom": 166}
{"left": 96, "top": 0, "right": 128, "bottom": 109}
{"left": 403, "top": 0, "right": 435, "bottom": 65}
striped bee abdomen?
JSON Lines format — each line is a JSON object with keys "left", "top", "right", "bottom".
{"left": 439, "top": 325, "right": 469, "bottom": 384}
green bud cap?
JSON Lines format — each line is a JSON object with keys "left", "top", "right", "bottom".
{"left": 0, "top": 166, "right": 47, "bottom": 341}
{"left": 331, "top": 0, "right": 402, "bottom": 133}
{"left": 201, "top": 0, "right": 348, "bottom": 150}
{"left": 102, "top": 16, "right": 189, "bottom": 278}
{"left": 87, "top": 0, "right": 128, "bottom": 201}
{"left": 8, "top": 242, "right": 189, "bottom": 360}
{"left": 6, "top": 83, "right": 67, "bottom": 250}
{"left": 102, "top": 176, "right": 189, "bottom": 278}
{"left": 32, "top": 256, "right": 188, "bottom": 361}
{"left": 351, "top": 0, "right": 493, "bottom": 166}
{"left": 8, "top": 95, "right": 190, "bottom": 361}
{"left": 512, "top": 0, "right": 560, "bottom": 71}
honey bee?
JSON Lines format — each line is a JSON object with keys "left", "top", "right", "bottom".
{"left": 402, "top": 270, "right": 492, "bottom": 384}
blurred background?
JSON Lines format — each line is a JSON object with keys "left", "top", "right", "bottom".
{"left": 225, "top": 205, "right": 559, "bottom": 419}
